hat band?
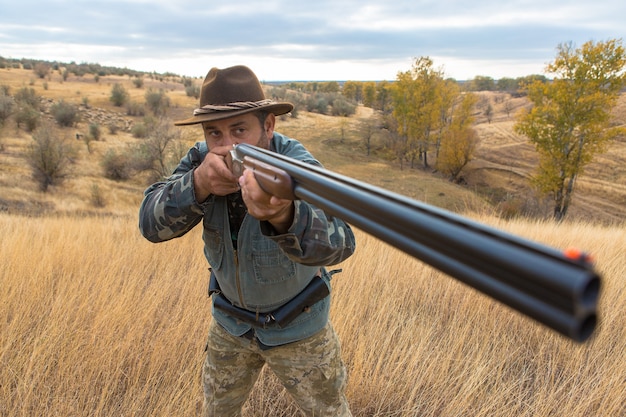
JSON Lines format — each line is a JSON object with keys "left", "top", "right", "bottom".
{"left": 193, "top": 99, "right": 274, "bottom": 116}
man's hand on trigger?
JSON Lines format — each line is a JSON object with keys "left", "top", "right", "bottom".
{"left": 194, "top": 146, "right": 240, "bottom": 201}
{"left": 239, "top": 169, "right": 294, "bottom": 233}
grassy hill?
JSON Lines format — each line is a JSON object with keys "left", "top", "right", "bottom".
{"left": 1, "top": 66, "right": 625, "bottom": 223}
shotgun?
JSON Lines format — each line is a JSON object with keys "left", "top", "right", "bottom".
{"left": 227, "top": 143, "right": 601, "bottom": 342}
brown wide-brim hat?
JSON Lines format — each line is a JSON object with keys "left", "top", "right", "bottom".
{"left": 174, "top": 65, "right": 293, "bottom": 126}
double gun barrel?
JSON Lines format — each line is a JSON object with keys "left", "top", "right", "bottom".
{"left": 230, "top": 143, "right": 601, "bottom": 343}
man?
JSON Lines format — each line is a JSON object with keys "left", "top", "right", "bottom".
{"left": 138, "top": 65, "right": 355, "bottom": 416}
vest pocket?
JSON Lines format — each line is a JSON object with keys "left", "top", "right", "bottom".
{"left": 251, "top": 235, "right": 296, "bottom": 284}
{"left": 202, "top": 225, "right": 223, "bottom": 270}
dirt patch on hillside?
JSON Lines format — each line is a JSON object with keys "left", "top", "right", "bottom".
{"left": 465, "top": 92, "right": 626, "bottom": 223}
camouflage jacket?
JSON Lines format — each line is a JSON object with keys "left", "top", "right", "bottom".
{"left": 138, "top": 132, "right": 356, "bottom": 346}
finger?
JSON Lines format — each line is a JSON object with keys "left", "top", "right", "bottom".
{"left": 269, "top": 195, "right": 290, "bottom": 207}
{"left": 207, "top": 152, "right": 237, "bottom": 183}
{"left": 209, "top": 145, "right": 234, "bottom": 157}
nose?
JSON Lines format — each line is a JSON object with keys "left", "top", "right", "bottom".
{"left": 222, "top": 134, "right": 238, "bottom": 147}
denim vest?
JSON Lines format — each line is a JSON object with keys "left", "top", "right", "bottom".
{"left": 200, "top": 134, "right": 331, "bottom": 346}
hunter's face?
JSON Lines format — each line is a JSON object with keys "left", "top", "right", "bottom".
{"left": 201, "top": 112, "right": 275, "bottom": 150}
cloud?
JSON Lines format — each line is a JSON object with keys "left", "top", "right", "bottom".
{"left": 1, "top": 0, "right": 625, "bottom": 80}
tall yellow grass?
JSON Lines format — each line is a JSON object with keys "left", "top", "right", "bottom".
{"left": 1, "top": 212, "right": 624, "bottom": 416}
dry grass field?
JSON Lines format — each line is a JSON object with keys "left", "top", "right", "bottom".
{"left": 1, "top": 214, "right": 624, "bottom": 417}
{"left": 1, "top": 67, "right": 625, "bottom": 416}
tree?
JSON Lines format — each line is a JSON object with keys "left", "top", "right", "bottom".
{"left": 469, "top": 75, "right": 496, "bottom": 91}
{"left": 375, "top": 81, "right": 392, "bottom": 113}
{"left": 514, "top": 39, "right": 626, "bottom": 221}
{"left": 362, "top": 82, "right": 377, "bottom": 108}
{"left": 342, "top": 81, "right": 362, "bottom": 103}
{"left": 437, "top": 93, "right": 479, "bottom": 182}
{"left": 391, "top": 57, "right": 452, "bottom": 169}
{"left": 496, "top": 77, "right": 519, "bottom": 93}
{"left": 359, "top": 117, "right": 378, "bottom": 156}
{"left": 0, "top": 91, "right": 14, "bottom": 126}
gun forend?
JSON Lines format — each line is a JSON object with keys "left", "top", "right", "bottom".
{"left": 227, "top": 147, "right": 296, "bottom": 200}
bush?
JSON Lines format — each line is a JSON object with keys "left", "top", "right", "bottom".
{"left": 145, "top": 88, "right": 170, "bottom": 116}
{"left": 331, "top": 97, "right": 357, "bottom": 117}
{"left": 131, "top": 122, "right": 149, "bottom": 138}
{"left": 185, "top": 84, "right": 201, "bottom": 99}
{"left": 126, "top": 101, "right": 145, "bottom": 117}
{"left": 33, "top": 62, "right": 50, "bottom": 79}
{"left": 306, "top": 94, "right": 330, "bottom": 114}
{"left": 88, "top": 123, "right": 101, "bottom": 141}
{"left": 133, "top": 117, "right": 182, "bottom": 179}
{"left": 110, "top": 83, "right": 129, "bottom": 107}
{"left": 107, "top": 122, "right": 120, "bottom": 135}
{"left": 15, "top": 105, "right": 40, "bottom": 132}
{"left": 27, "top": 122, "right": 77, "bottom": 191}
{"left": 101, "top": 148, "right": 132, "bottom": 181}
{"left": 90, "top": 184, "right": 106, "bottom": 208}
{"left": 14, "top": 87, "right": 40, "bottom": 109}
{"left": 51, "top": 100, "right": 79, "bottom": 127}
{"left": 0, "top": 93, "right": 14, "bottom": 126}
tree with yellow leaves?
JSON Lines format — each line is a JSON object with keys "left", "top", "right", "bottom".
{"left": 515, "top": 39, "right": 626, "bottom": 221}
{"left": 391, "top": 57, "right": 445, "bottom": 169}
{"left": 437, "top": 93, "right": 479, "bottom": 182}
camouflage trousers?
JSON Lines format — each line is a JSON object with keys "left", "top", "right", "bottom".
{"left": 202, "top": 320, "right": 352, "bottom": 417}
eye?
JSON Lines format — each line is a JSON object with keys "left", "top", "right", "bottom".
{"left": 204, "top": 127, "right": 220, "bottom": 137}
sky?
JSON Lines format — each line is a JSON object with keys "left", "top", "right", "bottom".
{"left": 1, "top": 0, "right": 625, "bottom": 82}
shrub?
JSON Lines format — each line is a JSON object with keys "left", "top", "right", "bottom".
{"left": 51, "top": 100, "right": 79, "bottom": 127}
{"left": 15, "top": 105, "right": 40, "bottom": 132}
{"left": 185, "top": 84, "right": 201, "bottom": 99}
{"left": 107, "top": 122, "right": 119, "bottom": 135}
{"left": 33, "top": 62, "right": 50, "bottom": 79}
{"left": 14, "top": 87, "right": 40, "bottom": 109}
{"left": 90, "top": 184, "right": 106, "bottom": 208}
{"left": 88, "top": 123, "right": 101, "bottom": 141}
{"left": 126, "top": 101, "right": 145, "bottom": 117}
{"left": 132, "top": 117, "right": 182, "bottom": 179}
{"left": 110, "top": 83, "right": 129, "bottom": 107}
{"left": 0, "top": 93, "right": 14, "bottom": 126}
{"left": 101, "top": 148, "right": 132, "bottom": 181}
{"left": 331, "top": 97, "right": 357, "bottom": 117}
{"left": 145, "top": 88, "right": 170, "bottom": 116}
{"left": 27, "top": 122, "right": 77, "bottom": 191}
{"left": 131, "top": 122, "right": 149, "bottom": 138}
{"left": 306, "top": 94, "right": 329, "bottom": 114}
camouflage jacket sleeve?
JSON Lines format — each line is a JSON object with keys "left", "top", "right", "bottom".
{"left": 138, "top": 142, "right": 207, "bottom": 242}
{"left": 260, "top": 201, "right": 356, "bottom": 266}
{"left": 260, "top": 134, "right": 356, "bottom": 266}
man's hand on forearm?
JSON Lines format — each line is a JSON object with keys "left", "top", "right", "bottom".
{"left": 239, "top": 169, "right": 295, "bottom": 233}
{"left": 193, "top": 146, "right": 239, "bottom": 202}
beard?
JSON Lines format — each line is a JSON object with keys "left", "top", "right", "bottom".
{"left": 254, "top": 130, "right": 271, "bottom": 150}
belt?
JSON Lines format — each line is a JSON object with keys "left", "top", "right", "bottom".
{"left": 208, "top": 270, "right": 336, "bottom": 329}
